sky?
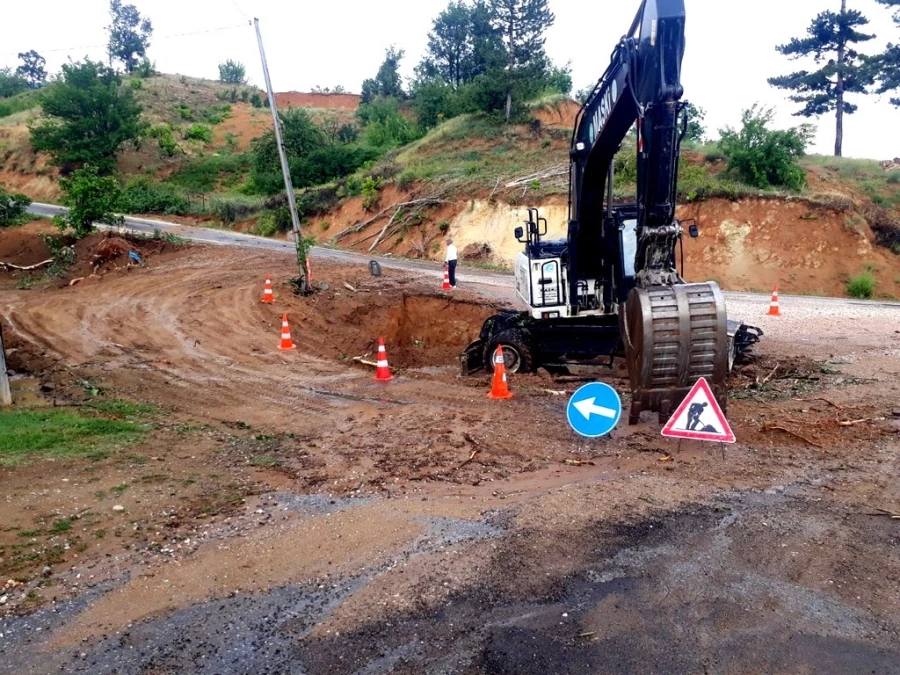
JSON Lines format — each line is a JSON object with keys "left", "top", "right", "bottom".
{"left": 1, "top": 0, "right": 899, "bottom": 159}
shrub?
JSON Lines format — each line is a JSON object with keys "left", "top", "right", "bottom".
{"left": 887, "top": 172, "right": 900, "bottom": 185}
{"left": 438, "top": 220, "right": 450, "bottom": 233}
{"left": 218, "top": 60, "right": 247, "bottom": 85}
{"left": 167, "top": 153, "right": 250, "bottom": 193}
{"left": 847, "top": 272, "right": 876, "bottom": 299}
{"left": 183, "top": 124, "right": 213, "bottom": 143}
{"left": 119, "top": 177, "right": 190, "bottom": 215}
{"left": 0, "top": 188, "right": 31, "bottom": 227}
{"left": 250, "top": 93, "right": 263, "bottom": 108}
{"left": 54, "top": 165, "right": 123, "bottom": 238}
{"left": 361, "top": 175, "right": 382, "bottom": 211}
{"left": 176, "top": 104, "right": 194, "bottom": 120}
{"left": 718, "top": 105, "right": 812, "bottom": 191}
{"left": 147, "top": 124, "right": 180, "bottom": 156}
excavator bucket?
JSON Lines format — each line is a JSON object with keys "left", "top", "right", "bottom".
{"left": 620, "top": 281, "right": 730, "bottom": 424}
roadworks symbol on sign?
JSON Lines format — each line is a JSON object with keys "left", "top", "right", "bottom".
{"left": 660, "top": 377, "right": 736, "bottom": 444}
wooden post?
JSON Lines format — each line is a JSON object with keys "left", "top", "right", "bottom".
{"left": 0, "top": 322, "right": 11, "bottom": 406}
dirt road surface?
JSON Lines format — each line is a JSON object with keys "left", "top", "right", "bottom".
{"left": 1, "top": 236, "right": 899, "bottom": 674}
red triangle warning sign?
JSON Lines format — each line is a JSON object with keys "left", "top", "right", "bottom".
{"left": 661, "top": 377, "right": 736, "bottom": 443}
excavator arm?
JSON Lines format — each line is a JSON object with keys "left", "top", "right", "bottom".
{"left": 568, "top": 0, "right": 687, "bottom": 307}
{"left": 570, "top": 0, "right": 735, "bottom": 423}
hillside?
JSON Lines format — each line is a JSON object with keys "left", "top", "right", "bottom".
{"left": 2, "top": 76, "right": 900, "bottom": 298}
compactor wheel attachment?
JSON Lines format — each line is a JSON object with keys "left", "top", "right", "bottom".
{"left": 620, "top": 282, "right": 729, "bottom": 425}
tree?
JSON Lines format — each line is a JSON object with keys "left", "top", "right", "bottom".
{"left": 868, "top": 0, "right": 900, "bottom": 106}
{"left": 718, "top": 105, "right": 814, "bottom": 191}
{"left": 485, "top": 0, "right": 555, "bottom": 121}
{"left": 361, "top": 46, "right": 406, "bottom": 104}
{"left": 0, "top": 187, "right": 31, "bottom": 227}
{"left": 16, "top": 51, "right": 46, "bottom": 89}
{"left": 107, "top": 0, "right": 153, "bottom": 73}
{"left": 424, "top": 1, "right": 475, "bottom": 89}
{"left": 54, "top": 165, "right": 124, "bottom": 238}
{"left": 30, "top": 60, "right": 143, "bottom": 173}
{"left": 684, "top": 102, "right": 707, "bottom": 143}
{"left": 218, "top": 60, "right": 247, "bottom": 85}
{"left": 767, "top": 0, "right": 875, "bottom": 157}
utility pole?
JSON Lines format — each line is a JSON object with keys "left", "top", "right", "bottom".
{"left": 253, "top": 17, "right": 310, "bottom": 294}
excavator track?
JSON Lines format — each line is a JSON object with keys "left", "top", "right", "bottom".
{"left": 621, "top": 282, "right": 729, "bottom": 425}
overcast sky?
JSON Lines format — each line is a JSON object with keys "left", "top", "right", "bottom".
{"left": 2, "top": 0, "right": 899, "bottom": 159}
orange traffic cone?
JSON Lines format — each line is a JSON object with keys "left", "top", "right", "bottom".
{"left": 767, "top": 286, "right": 781, "bottom": 316}
{"left": 261, "top": 275, "right": 275, "bottom": 304}
{"left": 487, "top": 346, "right": 514, "bottom": 400}
{"left": 278, "top": 314, "right": 296, "bottom": 350}
{"left": 375, "top": 337, "right": 393, "bottom": 381}
{"left": 442, "top": 266, "right": 451, "bottom": 291}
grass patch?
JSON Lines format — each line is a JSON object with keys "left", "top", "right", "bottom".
{"left": 167, "top": 153, "right": 250, "bottom": 193}
{"left": 847, "top": 272, "right": 876, "bottom": 299}
{"left": 0, "top": 407, "right": 147, "bottom": 466}
{"left": 0, "top": 88, "right": 44, "bottom": 120}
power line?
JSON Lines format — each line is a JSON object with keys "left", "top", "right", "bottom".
{"left": 0, "top": 23, "right": 249, "bottom": 58}
{"left": 229, "top": 0, "right": 252, "bottom": 24}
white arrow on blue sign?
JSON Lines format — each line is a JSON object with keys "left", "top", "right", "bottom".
{"left": 566, "top": 382, "right": 623, "bottom": 438}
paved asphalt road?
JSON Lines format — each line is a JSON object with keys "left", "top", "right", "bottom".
{"left": 27, "top": 202, "right": 900, "bottom": 309}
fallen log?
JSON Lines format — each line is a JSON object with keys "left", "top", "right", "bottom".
{"left": 0, "top": 258, "right": 53, "bottom": 271}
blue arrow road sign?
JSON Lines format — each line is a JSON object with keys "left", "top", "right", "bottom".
{"left": 566, "top": 382, "right": 622, "bottom": 438}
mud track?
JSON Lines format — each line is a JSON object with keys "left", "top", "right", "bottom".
{"left": 1, "top": 243, "right": 899, "bottom": 674}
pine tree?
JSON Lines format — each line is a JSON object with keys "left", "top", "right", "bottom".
{"left": 361, "top": 46, "right": 406, "bottom": 104}
{"left": 485, "top": 0, "right": 555, "bottom": 121}
{"left": 768, "top": 0, "right": 875, "bottom": 156}
{"left": 870, "top": 0, "right": 900, "bottom": 106}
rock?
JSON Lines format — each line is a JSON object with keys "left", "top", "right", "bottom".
{"left": 764, "top": 485, "right": 786, "bottom": 495}
{"left": 112, "top": 505, "right": 126, "bottom": 512}
{"left": 536, "top": 368, "right": 553, "bottom": 380}
{"left": 892, "top": 409, "right": 900, "bottom": 418}
{"left": 0, "top": 595, "right": 7, "bottom": 604}
{"left": 42, "top": 566, "right": 52, "bottom": 577}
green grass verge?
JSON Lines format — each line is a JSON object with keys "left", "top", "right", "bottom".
{"left": 0, "top": 406, "right": 149, "bottom": 466}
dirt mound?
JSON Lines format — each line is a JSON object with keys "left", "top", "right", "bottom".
{"left": 274, "top": 92, "right": 361, "bottom": 111}
{"left": 0, "top": 221, "right": 55, "bottom": 266}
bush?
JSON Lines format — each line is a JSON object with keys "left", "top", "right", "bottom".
{"left": 847, "top": 272, "right": 876, "bottom": 299}
{"left": 250, "top": 93, "right": 263, "bottom": 108}
{"left": 357, "top": 97, "right": 419, "bottom": 148}
{"left": 119, "top": 177, "right": 190, "bottom": 215}
{"left": 134, "top": 58, "right": 156, "bottom": 78}
{"left": 718, "top": 105, "right": 812, "bottom": 191}
{"left": 168, "top": 154, "right": 249, "bottom": 193}
{"left": 218, "top": 60, "right": 247, "bottom": 85}
{"left": 55, "top": 165, "right": 123, "bottom": 238}
{"left": 147, "top": 124, "right": 180, "bottom": 156}
{"left": 183, "top": 124, "right": 213, "bottom": 142}
{"left": 0, "top": 188, "right": 31, "bottom": 227}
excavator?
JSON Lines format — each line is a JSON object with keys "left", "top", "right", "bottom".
{"left": 459, "top": 0, "right": 762, "bottom": 423}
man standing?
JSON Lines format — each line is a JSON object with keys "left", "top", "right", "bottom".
{"left": 445, "top": 237, "right": 458, "bottom": 288}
